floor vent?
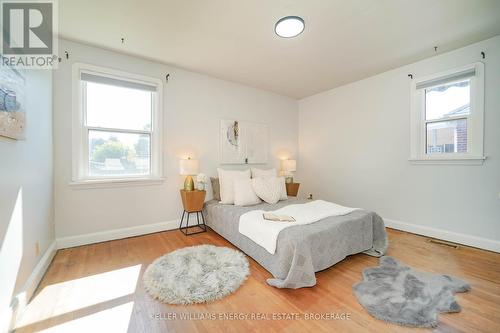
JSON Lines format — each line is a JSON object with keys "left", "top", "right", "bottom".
{"left": 427, "top": 238, "right": 460, "bottom": 249}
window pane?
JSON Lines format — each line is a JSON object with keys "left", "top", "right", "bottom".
{"left": 426, "top": 119, "right": 467, "bottom": 154}
{"left": 425, "top": 80, "right": 470, "bottom": 121}
{"left": 86, "top": 81, "right": 152, "bottom": 131}
{"left": 89, "top": 130, "right": 150, "bottom": 177}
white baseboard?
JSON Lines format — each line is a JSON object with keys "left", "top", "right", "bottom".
{"left": 56, "top": 219, "right": 180, "bottom": 249}
{"left": 21, "top": 241, "right": 57, "bottom": 300}
{"left": 384, "top": 218, "right": 500, "bottom": 253}
{"left": 4, "top": 241, "right": 57, "bottom": 333}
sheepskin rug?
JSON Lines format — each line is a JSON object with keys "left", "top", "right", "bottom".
{"left": 353, "top": 256, "right": 470, "bottom": 328}
{"left": 143, "top": 244, "right": 249, "bottom": 305}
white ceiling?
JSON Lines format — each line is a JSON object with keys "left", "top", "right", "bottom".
{"left": 59, "top": 0, "right": 500, "bottom": 99}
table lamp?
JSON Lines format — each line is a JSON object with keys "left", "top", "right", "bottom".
{"left": 282, "top": 159, "right": 296, "bottom": 184}
{"left": 180, "top": 157, "right": 199, "bottom": 191}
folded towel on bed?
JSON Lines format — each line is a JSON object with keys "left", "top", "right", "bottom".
{"left": 239, "top": 200, "right": 358, "bottom": 254}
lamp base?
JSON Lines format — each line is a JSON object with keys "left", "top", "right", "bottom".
{"left": 184, "top": 175, "right": 194, "bottom": 191}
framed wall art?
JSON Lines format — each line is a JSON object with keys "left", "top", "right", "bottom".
{"left": 220, "top": 119, "right": 268, "bottom": 164}
{"left": 0, "top": 58, "right": 26, "bottom": 140}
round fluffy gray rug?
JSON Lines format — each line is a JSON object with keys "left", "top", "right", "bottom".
{"left": 143, "top": 244, "right": 249, "bottom": 305}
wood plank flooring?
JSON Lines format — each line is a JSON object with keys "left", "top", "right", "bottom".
{"left": 14, "top": 228, "right": 500, "bottom": 333}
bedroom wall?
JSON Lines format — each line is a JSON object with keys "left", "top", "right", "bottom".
{"left": 0, "top": 70, "right": 54, "bottom": 331}
{"left": 53, "top": 39, "right": 298, "bottom": 240}
{"left": 297, "top": 35, "right": 500, "bottom": 250}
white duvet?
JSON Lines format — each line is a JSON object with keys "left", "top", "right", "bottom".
{"left": 238, "top": 200, "right": 358, "bottom": 254}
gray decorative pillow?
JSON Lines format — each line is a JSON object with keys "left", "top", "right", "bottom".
{"left": 210, "top": 177, "right": 221, "bottom": 201}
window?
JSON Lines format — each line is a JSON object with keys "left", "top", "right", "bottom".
{"left": 410, "top": 63, "right": 485, "bottom": 165}
{"left": 72, "top": 64, "right": 163, "bottom": 185}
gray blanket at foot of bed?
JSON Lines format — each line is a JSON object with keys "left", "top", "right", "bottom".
{"left": 204, "top": 198, "right": 388, "bottom": 289}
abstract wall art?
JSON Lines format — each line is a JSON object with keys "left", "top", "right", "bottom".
{"left": 220, "top": 119, "right": 268, "bottom": 164}
{"left": 0, "top": 58, "right": 26, "bottom": 140}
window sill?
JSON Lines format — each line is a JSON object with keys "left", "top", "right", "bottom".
{"left": 69, "top": 177, "right": 165, "bottom": 189}
{"left": 409, "top": 156, "right": 486, "bottom": 165}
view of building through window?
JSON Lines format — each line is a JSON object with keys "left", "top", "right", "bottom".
{"left": 426, "top": 119, "right": 467, "bottom": 154}
{"left": 85, "top": 82, "right": 153, "bottom": 176}
{"left": 425, "top": 80, "right": 469, "bottom": 154}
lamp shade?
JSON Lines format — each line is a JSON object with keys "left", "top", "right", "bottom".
{"left": 282, "top": 159, "right": 296, "bottom": 172}
{"left": 179, "top": 158, "right": 199, "bottom": 175}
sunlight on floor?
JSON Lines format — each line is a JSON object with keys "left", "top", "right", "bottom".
{"left": 37, "top": 302, "right": 134, "bottom": 333}
{"left": 0, "top": 187, "right": 23, "bottom": 327}
{"left": 15, "top": 265, "right": 141, "bottom": 329}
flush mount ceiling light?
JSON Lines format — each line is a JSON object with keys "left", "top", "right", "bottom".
{"left": 275, "top": 16, "right": 305, "bottom": 38}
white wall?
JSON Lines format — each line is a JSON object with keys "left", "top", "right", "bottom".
{"left": 0, "top": 70, "right": 54, "bottom": 330}
{"left": 298, "top": 36, "right": 500, "bottom": 248}
{"left": 54, "top": 39, "right": 298, "bottom": 239}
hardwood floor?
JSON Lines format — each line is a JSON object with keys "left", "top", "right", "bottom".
{"left": 14, "top": 228, "right": 500, "bottom": 333}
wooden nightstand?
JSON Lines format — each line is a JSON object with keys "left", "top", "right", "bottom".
{"left": 286, "top": 183, "right": 300, "bottom": 197}
{"left": 179, "top": 190, "right": 207, "bottom": 236}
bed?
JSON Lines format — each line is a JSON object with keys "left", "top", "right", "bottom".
{"left": 204, "top": 198, "right": 388, "bottom": 289}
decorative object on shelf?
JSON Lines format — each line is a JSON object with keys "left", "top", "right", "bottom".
{"left": 179, "top": 157, "right": 199, "bottom": 191}
{"left": 220, "top": 119, "right": 268, "bottom": 164}
{"left": 179, "top": 189, "right": 207, "bottom": 236}
{"left": 281, "top": 159, "right": 296, "bottom": 183}
{"left": 0, "top": 59, "right": 26, "bottom": 140}
{"left": 196, "top": 173, "right": 207, "bottom": 191}
{"left": 285, "top": 182, "right": 300, "bottom": 197}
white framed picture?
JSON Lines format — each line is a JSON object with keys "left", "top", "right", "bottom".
{"left": 0, "top": 58, "right": 26, "bottom": 140}
{"left": 220, "top": 119, "right": 268, "bottom": 164}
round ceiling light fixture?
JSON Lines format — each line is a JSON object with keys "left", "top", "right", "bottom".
{"left": 275, "top": 16, "right": 305, "bottom": 38}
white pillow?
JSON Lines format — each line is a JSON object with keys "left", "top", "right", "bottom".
{"left": 277, "top": 176, "right": 288, "bottom": 200}
{"left": 217, "top": 168, "right": 251, "bottom": 204}
{"left": 251, "top": 168, "right": 277, "bottom": 178}
{"left": 234, "top": 179, "right": 261, "bottom": 206}
{"left": 251, "top": 177, "right": 282, "bottom": 204}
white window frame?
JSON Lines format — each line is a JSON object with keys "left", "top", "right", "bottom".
{"left": 409, "top": 62, "right": 485, "bottom": 165}
{"left": 71, "top": 63, "right": 164, "bottom": 188}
